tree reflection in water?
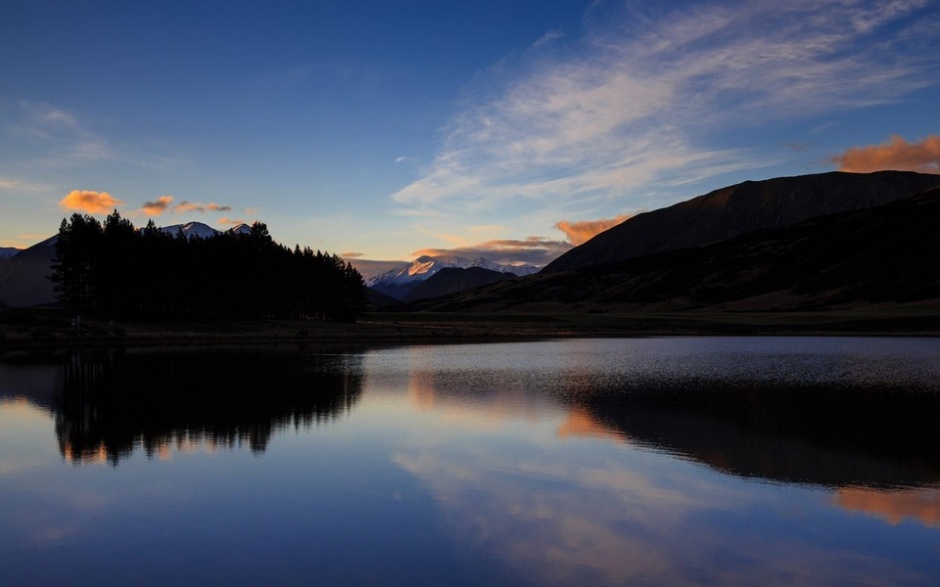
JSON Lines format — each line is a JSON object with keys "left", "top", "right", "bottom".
{"left": 54, "top": 348, "right": 363, "bottom": 465}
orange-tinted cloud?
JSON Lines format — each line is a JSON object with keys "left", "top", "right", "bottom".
{"left": 340, "top": 251, "right": 363, "bottom": 259}
{"left": 173, "top": 201, "right": 232, "bottom": 214}
{"left": 834, "top": 487, "right": 940, "bottom": 528}
{"left": 59, "top": 190, "right": 124, "bottom": 214}
{"left": 217, "top": 217, "right": 247, "bottom": 226}
{"left": 142, "top": 195, "right": 174, "bottom": 215}
{"left": 413, "top": 236, "right": 571, "bottom": 267}
{"left": 554, "top": 214, "right": 634, "bottom": 246}
{"left": 832, "top": 135, "right": 940, "bottom": 173}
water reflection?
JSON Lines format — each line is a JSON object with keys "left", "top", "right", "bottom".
{"left": 4, "top": 348, "right": 363, "bottom": 465}
{"left": 834, "top": 487, "right": 940, "bottom": 528}
{"left": 573, "top": 382, "right": 940, "bottom": 488}
{"left": 373, "top": 339, "right": 940, "bottom": 585}
{"left": 2, "top": 338, "right": 940, "bottom": 585}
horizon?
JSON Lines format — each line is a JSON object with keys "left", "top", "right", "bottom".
{"left": 2, "top": 1, "right": 939, "bottom": 266}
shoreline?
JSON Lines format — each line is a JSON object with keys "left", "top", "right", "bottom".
{"left": 3, "top": 306, "right": 940, "bottom": 351}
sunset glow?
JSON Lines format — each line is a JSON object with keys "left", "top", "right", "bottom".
{"left": 2, "top": 0, "right": 938, "bottom": 264}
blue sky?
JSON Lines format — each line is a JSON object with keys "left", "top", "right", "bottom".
{"left": 2, "top": 0, "right": 938, "bottom": 276}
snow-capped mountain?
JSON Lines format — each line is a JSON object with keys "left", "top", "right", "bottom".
{"left": 158, "top": 221, "right": 252, "bottom": 239}
{"left": 369, "top": 255, "right": 539, "bottom": 299}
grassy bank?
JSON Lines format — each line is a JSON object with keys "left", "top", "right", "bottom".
{"left": 2, "top": 305, "right": 939, "bottom": 351}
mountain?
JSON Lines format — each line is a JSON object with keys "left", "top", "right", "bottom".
{"left": 0, "top": 247, "right": 21, "bottom": 261}
{"left": 159, "top": 221, "right": 251, "bottom": 239}
{"left": 0, "top": 236, "right": 57, "bottom": 307}
{"left": 404, "top": 267, "right": 517, "bottom": 302}
{"left": 544, "top": 170, "right": 940, "bottom": 273}
{"left": 421, "top": 185, "right": 940, "bottom": 313}
{"left": 369, "top": 255, "right": 539, "bottom": 299}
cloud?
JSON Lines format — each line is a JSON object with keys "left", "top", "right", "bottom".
{"left": 0, "top": 178, "right": 47, "bottom": 192}
{"left": 137, "top": 197, "right": 236, "bottom": 217}
{"left": 142, "top": 195, "right": 175, "bottom": 215}
{"left": 217, "top": 217, "right": 247, "bottom": 226}
{"left": 59, "top": 190, "right": 124, "bottom": 214}
{"left": 554, "top": 214, "right": 635, "bottom": 246}
{"left": 15, "top": 102, "right": 116, "bottom": 163}
{"left": 340, "top": 251, "right": 363, "bottom": 259}
{"left": 832, "top": 134, "right": 940, "bottom": 173}
{"left": 413, "top": 236, "right": 571, "bottom": 267}
{"left": 392, "top": 1, "right": 935, "bottom": 217}
{"left": 173, "top": 201, "right": 233, "bottom": 214}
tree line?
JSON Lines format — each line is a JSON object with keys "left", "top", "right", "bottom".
{"left": 50, "top": 211, "right": 367, "bottom": 322}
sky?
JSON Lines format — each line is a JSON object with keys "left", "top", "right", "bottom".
{"left": 2, "top": 0, "right": 939, "bottom": 277}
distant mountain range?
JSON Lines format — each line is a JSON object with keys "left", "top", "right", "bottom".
{"left": 369, "top": 255, "right": 539, "bottom": 300}
{"left": 419, "top": 181, "right": 940, "bottom": 312}
{"left": 159, "top": 221, "right": 252, "bottom": 239}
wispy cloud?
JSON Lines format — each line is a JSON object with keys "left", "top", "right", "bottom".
{"left": 10, "top": 101, "right": 189, "bottom": 169}
{"left": 392, "top": 0, "right": 936, "bottom": 217}
{"left": 832, "top": 134, "right": 940, "bottom": 173}
{"left": 217, "top": 217, "right": 247, "bottom": 226}
{"left": 59, "top": 190, "right": 124, "bottom": 214}
{"left": 0, "top": 178, "right": 48, "bottom": 192}
{"left": 174, "top": 201, "right": 232, "bottom": 214}
{"left": 140, "top": 196, "right": 236, "bottom": 216}
{"left": 14, "top": 101, "right": 116, "bottom": 163}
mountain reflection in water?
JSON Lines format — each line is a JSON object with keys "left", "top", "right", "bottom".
{"left": 41, "top": 349, "right": 363, "bottom": 464}
{"left": 572, "top": 382, "right": 940, "bottom": 488}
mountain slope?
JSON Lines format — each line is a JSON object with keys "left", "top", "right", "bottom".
{"left": 544, "top": 170, "right": 940, "bottom": 273}
{"left": 0, "top": 247, "right": 21, "bottom": 261}
{"left": 424, "top": 186, "right": 940, "bottom": 312}
{"left": 0, "top": 236, "right": 57, "bottom": 307}
{"left": 404, "top": 267, "right": 517, "bottom": 302}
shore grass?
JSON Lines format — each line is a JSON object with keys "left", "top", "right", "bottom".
{"left": 2, "top": 305, "right": 939, "bottom": 351}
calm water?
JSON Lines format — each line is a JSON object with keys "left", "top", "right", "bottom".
{"left": 2, "top": 337, "right": 940, "bottom": 586}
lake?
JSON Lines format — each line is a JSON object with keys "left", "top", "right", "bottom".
{"left": 2, "top": 337, "right": 940, "bottom": 586}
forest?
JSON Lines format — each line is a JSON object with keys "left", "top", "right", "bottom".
{"left": 50, "top": 211, "right": 367, "bottom": 322}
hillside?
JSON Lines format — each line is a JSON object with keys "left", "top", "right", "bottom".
{"left": 370, "top": 255, "right": 538, "bottom": 299}
{"left": 419, "top": 186, "right": 940, "bottom": 312}
{"left": 0, "top": 236, "right": 57, "bottom": 307}
{"left": 404, "top": 267, "right": 516, "bottom": 302}
{"left": 544, "top": 170, "right": 940, "bottom": 272}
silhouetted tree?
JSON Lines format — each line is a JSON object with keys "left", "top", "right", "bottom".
{"left": 50, "top": 212, "right": 366, "bottom": 321}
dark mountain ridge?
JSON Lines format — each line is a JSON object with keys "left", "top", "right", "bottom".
{"left": 0, "top": 236, "right": 57, "bottom": 307}
{"left": 404, "top": 267, "right": 516, "bottom": 302}
{"left": 421, "top": 185, "right": 940, "bottom": 312}
{"left": 545, "top": 170, "right": 940, "bottom": 272}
